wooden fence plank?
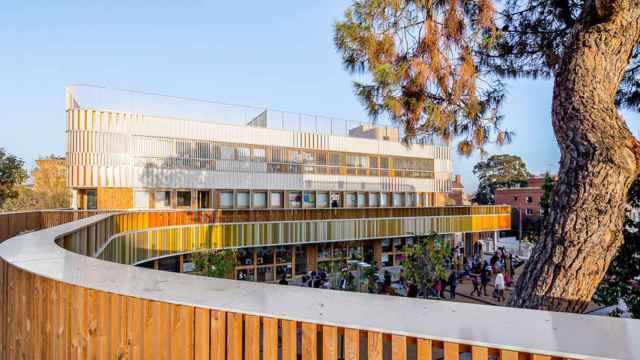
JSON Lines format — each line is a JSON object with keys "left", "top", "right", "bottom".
{"left": 244, "top": 314, "right": 260, "bottom": 360}
{"left": 367, "top": 331, "right": 383, "bottom": 360}
{"left": 127, "top": 297, "right": 144, "bottom": 360}
{"left": 392, "top": 335, "right": 407, "bottom": 360}
{"left": 171, "top": 305, "right": 194, "bottom": 360}
{"left": 263, "top": 317, "right": 278, "bottom": 360}
{"left": 444, "top": 342, "right": 459, "bottom": 360}
{"left": 531, "top": 355, "right": 551, "bottom": 360}
{"left": 211, "top": 310, "right": 226, "bottom": 360}
{"left": 471, "top": 345, "right": 488, "bottom": 360}
{"left": 302, "top": 322, "right": 317, "bottom": 360}
{"left": 281, "top": 320, "right": 297, "bottom": 360}
{"left": 344, "top": 328, "right": 360, "bottom": 360}
{"left": 322, "top": 325, "right": 338, "bottom": 360}
{"left": 500, "top": 349, "right": 519, "bottom": 360}
{"left": 194, "top": 308, "right": 210, "bottom": 360}
{"left": 417, "top": 339, "right": 432, "bottom": 360}
{"left": 227, "top": 312, "right": 243, "bottom": 360}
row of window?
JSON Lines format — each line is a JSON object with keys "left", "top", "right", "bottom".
{"left": 132, "top": 189, "right": 431, "bottom": 209}
{"left": 131, "top": 136, "right": 437, "bottom": 179}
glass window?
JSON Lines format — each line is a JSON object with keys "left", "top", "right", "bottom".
{"left": 407, "top": 193, "right": 417, "bottom": 207}
{"left": 275, "top": 246, "right": 292, "bottom": 263}
{"left": 256, "top": 247, "right": 274, "bottom": 265}
{"left": 392, "top": 193, "right": 404, "bottom": 207}
{"left": 276, "top": 265, "right": 292, "bottom": 279}
{"left": 345, "top": 192, "right": 356, "bottom": 207}
{"left": 220, "top": 191, "right": 233, "bottom": 208}
{"left": 382, "top": 239, "right": 393, "bottom": 252}
{"left": 177, "top": 191, "right": 192, "bottom": 207}
{"left": 270, "top": 192, "right": 283, "bottom": 208}
{"left": 253, "top": 148, "right": 266, "bottom": 162}
{"left": 290, "top": 150, "right": 303, "bottom": 163}
{"left": 380, "top": 193, "right": 388, "bottom": 207}
{"left": 236, "top": 147, "right": 250, "bottom": 161}
{"left": 237, "top": 248, "right": 254, "bottom": 266}
{"left": 526, "top": 196, "right": 533, "bottom": 203}
{"left": 368, "top": 193, "right": 380, "bottom": 207}
{"left": 393, "top": 238, "right": 404, "bottom": 251}
{"left": 86, "top": 190, "right": 97, "bottom": 210}
{"left": 357, "top": 193, "right": 366, "bottom": 207}
{"left": 134, "top": 190, "right": 149, "bottom": 209}
{"left": 330, "top": 192, "right": 341, "bottom": 208}
{"left": 295, "top": 246, "right": 307, "bottom": 275}
{"left": 381, "top": 254, "right": 393, "bottom": 267}
{"left": 303, "top": 192, "right": 316, "bottom": 208}
{"left": 252, "top": 192, "right": 267, "bottom": 208}
{"left": 155, "top": 191, "right": 171, "bottom": 209}
{"left": 417, "top": 193, "right": 423, "bottom": 207}
{"left": 257, "top": 266, "right": 275, "bottom": 282}
{"left": 317, "top": 192, "right": 329, "bottom": 208}
{"left": 318, "top": 244, "right": 332, "bottom": 260}
{"left": 236, "top": 192, "right": 250, "bottom": 208}
{"left": 220, "top": 146, "right": 234, "bottom": 160}
{"left": 303, "top": 152, "right": 314, "bottom": 164}
{"left": 288, "top": 191, "right": 302, "bottom": 208}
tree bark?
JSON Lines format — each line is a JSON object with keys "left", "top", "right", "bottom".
{"left": 508, "top": 0, "right": 640, "bottom": 312}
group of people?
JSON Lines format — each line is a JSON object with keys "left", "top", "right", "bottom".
{"left": 466, "top": 247, "right": 518, "bottom": 302}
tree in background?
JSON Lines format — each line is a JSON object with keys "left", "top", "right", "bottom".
{"left": 335, "top": 0, "right": 640, "bottom": 312}
{"left": 402, "top": 233, "right": 450, "bottom": 298}
{"left": 0, "top": 148, "right": 27, "bottom": 208}
{"left": 594, "top": 178, "right": 640, "bottom": 318}
{"left": 31, "top": 155, "right": 69, "bottom": 209}
{"left": 472, "top": 154, "right": 531, "bottom": 204}
{"left": 192, "top": 249, "right": 237, "bottom": 279}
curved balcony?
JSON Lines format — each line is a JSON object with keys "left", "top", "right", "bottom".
{"left": 0, "top": 207, "right": 638, "bottom": 359}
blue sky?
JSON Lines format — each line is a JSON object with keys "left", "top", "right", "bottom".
{"left": 1, "top": 1, "right": 637, "bottom": 191}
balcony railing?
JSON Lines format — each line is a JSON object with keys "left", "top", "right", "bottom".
{"left": 0, "top": 208, "right": 638, "bottom": 359}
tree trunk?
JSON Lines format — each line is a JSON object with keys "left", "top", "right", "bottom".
{"left": 508, "top": 0, "right": 640, "bottom": 312}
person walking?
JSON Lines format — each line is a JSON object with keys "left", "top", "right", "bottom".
{"left": 470, "top": 273, "right": 481, "bottom": 297}
{"left": 480, "top": 265, "right": 490, "bottom": 296}
{"left": 495, "top": 270, "right": 506, "bottom": 302}
{"left": 447, "top": 270, "right": 458, "bottom": 299}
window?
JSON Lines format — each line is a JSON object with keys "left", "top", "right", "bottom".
{"left": 155, "top": 191, "right": 171, "bottom": 209}
{"left": 86, "top": 190, "right": 97, "bottom": 210}
{"left": 253, "top": 148, "right": 266, "bottom": 162}
{"left": 236, "top": 192, "right": 250, "bottom": 208}
{"left": 345, "top": 192, "right": 356, "bottom": 207}
{"left": 526, "top": 196, "right": 533, "bottom": 203}
{"left": 237, "top": 248, "right": 254, "bottom": 266}
{"left": 526, "top": 208, "right": 534, "bottom": 215}
{"left": 295, "top": 246, "right": 307, "bottom": 275}
{"left": 303, "top": 192, "right": 316, "bottom": 208}
{"left": 236, "top": 147, "right": 250, "bottom": 161}
{"left": 177, "top": 191, "right": 192, "bottom": 207}
{"left": 134, "top": 190, "right": 149, "bottom": 209}
{"left": 256, "top": 247, "right": 274, "bottom": 265}
{"left": 220, "top": 146, "right": 235, "bottom": 160}
{"left": 514, "top": 196, "right": 518, "bottom": 201}
{"left": 220, "top": 191, "right": 234, "bottom": 208}
{"left": 330, "top": 192, "right": 341, "bottom": 208}
{"left": 275, "top": 246, "right": 292, "bottom": 263}
{"left": 288, "top": 191, "right": 302, "bottom": 208}
{"left": 357, "top": 193, "right": 366, "bottom": 207}
{"left": 252, "top": 192, "right": 267, "bottom": 208}
{"left": 317, "top": 192, "right": 329, "bottom": 208}
{"left": 380, "top": 193, "right": 388, "bottom": 207}
{"left": 270, "top": 192, "right": 283, "bottom": 208}
{"left": 392, "top": 193, "right": 404, "bottom": 207}
{"left": 368, "top": 193, "right": 380, "bottom": 207}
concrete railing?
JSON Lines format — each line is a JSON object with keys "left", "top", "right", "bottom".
{"left": 1, "top": 209, "right": 638, "bottom": 359}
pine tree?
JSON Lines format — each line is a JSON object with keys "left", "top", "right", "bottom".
{"left": 335, "top": 0, "right": 640, "bottom": 312}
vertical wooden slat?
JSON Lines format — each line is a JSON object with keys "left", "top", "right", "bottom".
{"left": 367, "top": 331, "right": 383, "bottom": 360}
{"left": 323, "top": 325, "right": 338, "bottom": 360}
{"left": 157, "top": 301, "right": 171, "bottom": 360}
{"left": 70, "top": 285, "right": 87, "bottom": 359}
{"left": 444, "top": 342, "right": 459, "bottom": 360}
{"left": 471, "top": 345, "right": 488, "bottom": 360}
{"left": 263, "top": 317, "right": 278, "bottom": 360}
{"left": 344, "top": 328, "right": 360, "bottom": 360}
{"left": 417, "top": 339, "right": 432, "bottom": 360}
{"left": 0, "top": 261, "right": 5, "bottom": 360}
{"left": 194, "top": 308, "right": 210, "bottom": 360}
{"left": 281, "top": 320, "right": 297, "bottom": 360}
{"left": 86, "top": 289, "right": 99, "bottom": 359}
{"left": 531, "top": 355, "right": 552, "bottom": 360}
{"left": 244, "top": 315, "right": 260, "bottom": 360}
{"left": 211, "top": 310, "right": 226, "bottom": 360}
{"left": 127, "top": 297, "right": 144, "bottom": 360}
{"left": 170, "top": 305, "right": 194, "bottom": 360}
{"left": 227, "top": 312, "right": 243, "bottom": 360}
{"left": 500, "top": 349, "right": 519, "bottom": 360}
{"left": 110, "top": 293, "right": 128, "bottom": 360}
{"left": 392, "top": 335, "right": 407, "bottom": 360}
{"left": 302, "top": 322, "right": 317, "bottom": 360}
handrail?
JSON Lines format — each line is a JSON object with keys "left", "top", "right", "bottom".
{"left": 0, "top": 210, "right": 639, "bottom": 358}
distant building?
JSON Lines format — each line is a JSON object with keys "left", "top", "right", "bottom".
{"left": 448, "top": 174, "right": 469, "bottom": 205}
{"left": 348, "top": 124, "right": 400, "bottom": 142}
{"left": 495, "top": 175, "right": 556, "bottom": 238}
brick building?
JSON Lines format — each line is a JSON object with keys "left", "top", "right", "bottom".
{"left": 494, "top": 175, "right": 555, "bottom": 238}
